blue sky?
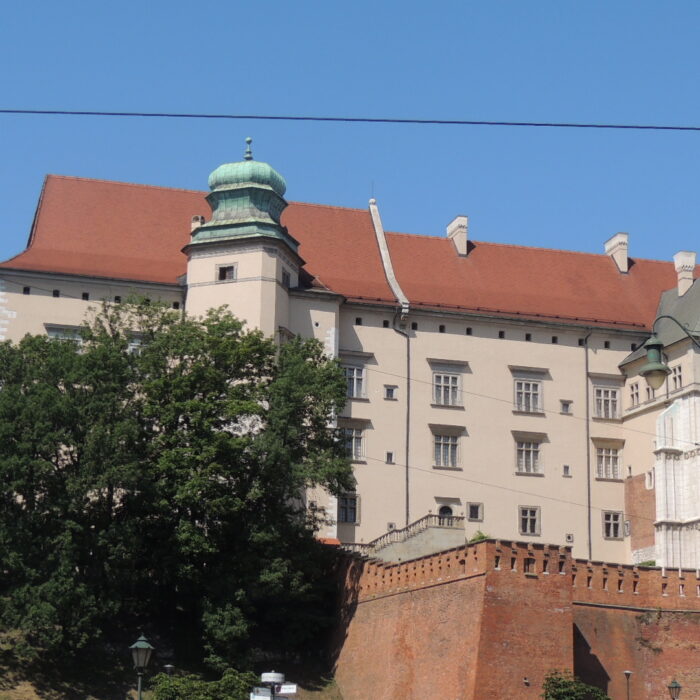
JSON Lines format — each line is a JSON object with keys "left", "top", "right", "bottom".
{"left": 2, "top": 1, "right": 700, "bottom": 264}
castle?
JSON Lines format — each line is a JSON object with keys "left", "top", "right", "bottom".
{"left": 1, "top": 139, "right": 698, "bottom": 570}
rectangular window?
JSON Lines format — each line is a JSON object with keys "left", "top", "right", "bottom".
{"left": 342, "top": 428, "right": 364, "bottom": 460}
{"left": 629, "top": 382, "right": 639, "bottom": 407}
{"left": 514, "top": 380, "right": 541, "bottom": 413}
{"left": 468, "top": 502, "right": 483, "bottom": 521}
{"left": 516, "top": 440, "right": 541, "bottom": 474}
{"left": 81, "top": 292, "right": 90, "bottom": 301}
{"left": 281, "top": 269, "right": 291, "bottom": 288}
{"left": 646, "top": 386, "right": 656, "bottom": 401}
{"left": 560, "top": 400, "right": 572, "bottom": 414}
{"left": 594, "top": 387, "right": 619, "bottom": 419}
{"left": 217, "top": 265, "right": 236, "bottom": 281}
{"left": 339, "top": 495, "right": 358, "bottom": 524}
{"left": 596, "top": 447, "right": 620, "bottom": 479}
{"left": 603, "top": 511, "right": 623, "bottom": 539}
{"left": 519, "top": 506, "right": 540, "bottom": 536}
{"left": 52, "top": 289, "right": 60, "bottom": 298}
{"left": 46, "top": 326, "right": 82, "bottom": 343}
{"left": 22, "top": 286, "right": 30, "bottom": 295}
{"left": 434, "top": 373, "right": 460, "bottom": 406}
{"left": 434, "top": 434, "right": 458, "bottom": 468}
{"left": 384, "top": 385, "right": 397, "bottom": 400}
{"left": 671, "top": 365, "right": 683, "bottom": 391}
{"left": 343, "top": 366, "right": 365, "bottom": 398}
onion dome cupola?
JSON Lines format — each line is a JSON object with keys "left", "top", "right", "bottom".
{"left": 189, "top": 138, "right": 298, "bottom": 252}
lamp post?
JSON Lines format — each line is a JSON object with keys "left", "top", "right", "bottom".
{"left": 668, "top": 679, "right": 682, "bottom": 699}
{"left": 639, "top": 315, "right": 700, "bottom": 390}
{"left": 129, "top": 634, "right": 154, "bottom": 700}
{"left": 623, "top": 670, "right": 631, "bottom": 700}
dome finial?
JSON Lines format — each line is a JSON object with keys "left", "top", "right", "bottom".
{"left": 244, "top": 137, "right": 253, "bottom": 161}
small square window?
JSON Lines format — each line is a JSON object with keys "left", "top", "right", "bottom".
{"left": 386, "top": 451, "right": 395, "bottom": 464}
{"left": 22, "top": 286, "right": 30, "bottom": 295}
{"left": 384, "top": 385, "right": 397, "bottom": 400}
{"left": 411, "top": 321, "right": 418, "bottom": 331}
{"left": 52, "top": 289, "right": 60, "bottom": 298}
{"left": 81, "top": 292, "right": 89, "bottom": 301}
{"left": 563, "top": 464, "right": 571, "bottom": 477}
{"left": 604, "top": 340, "right": 611, "bottom": 349}
{"left": 355, "top": 317, "right": 363, "bottom": 326}
{"left": 439, "top": 324, "right": 446, "bottom": 333}
{"left": 551, "top": 336, "right": 558, "bottom": 344}
{"left": 631, "top": 343, "right": 637, "bottom": 351}
{"left": 218, "top": 265, "right": 236, "bottom": 281}
{"left": 498, "top": 330, "right": 505, "bottom": 339}
{"left": 525, "top": 333, "right": 532, "bottom": 342}
{"left": 468, "top": 502, "right": 483, "bottom": 522}
{"left": 114, "top": 295, "right": 122, "bottom": 304}
{"left": 172, "top": 301, "right": 180, "bottom": 310}
{"left": 466, "top": 327, "right": 472, "bottom": 336}
{"left": 578, "top": 338, "right": 585, "bottom": 347}
{"left": 383, "top": 320, "right": 390, "bottom": 328}
{"left": 560, "top": 400, "right": 572, "bottom": 414}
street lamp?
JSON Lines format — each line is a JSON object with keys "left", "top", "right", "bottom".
{"left": 639, "top": 315, "right": 700, "bottom": 390}
{"left": 129, "top": 634, "right": 154, "bottom": 700}
{"left": 668, "top": 679, "right": 682, "bottom": 699}
{"left": 623, "top": 670, "right": 631, "bottom": 700}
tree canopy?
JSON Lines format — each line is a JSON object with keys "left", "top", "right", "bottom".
{"left": 0, "top": 301, "right": 353, "bottom": 672}
{"left": 541, "top": 670, "right": 610, "bottom": 700}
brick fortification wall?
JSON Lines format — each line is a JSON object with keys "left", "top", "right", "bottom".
{"left": 333, "top": 540, "right": 700, "bottom": 700}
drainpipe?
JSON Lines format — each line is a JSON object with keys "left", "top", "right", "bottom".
{"left": 583, "top": 329, "right": 593, "bottom": 560}
{"left": 393, "top": 308, "right": 411, "bottom": 527}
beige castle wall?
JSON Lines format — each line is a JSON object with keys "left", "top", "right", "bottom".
{"left": 0, "top": 271, "right": 182, "bottom": 341}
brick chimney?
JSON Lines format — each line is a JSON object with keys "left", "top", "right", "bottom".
{"left": 446, "top": 215, "right": 468, "bottom": 256}
{"left": 191, "top": 215, "right": 205, "bottom": 232}
{"left": 673, "top": 251, "right": 696, "bottom": 296}
{"left": 604, "top": 232, "right": 629, "bottom": 273}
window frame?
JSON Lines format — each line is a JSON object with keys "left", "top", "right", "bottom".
{"left": 629, "top": 382, "right": 640, "bottom": 408}
{"left": 342, "top": 365, "right": 366, "bottom": 399}
{"left": 216, "top": 264, "right": 237, "bottom": 282}
{"left": 467, "top": 502, "right": 483, "bottom": 522}
{"left": 596, "top": 446, "right": 621, "bottom": 480}
{"left": 342, "top": 426, "right": 364, "bottom": 461}
{"left": 594, "top": 386, "right": 620, "bottom": 419}
{"left": 338, "top": 494, "right": 359, "bottom": 524}
{"left": 433, "top": 433, "right": 459, "bottom": 468}
{"left": 671, "top": 364, "right": 683, "bottom": 391}
{"left": 514, "top": 379, "right": 542, "bottom": 413}
{"left": 603, "top": 510, "right": 623, "bottom": 540}
{"left": 519, "top": 506, "right": 541, "bottom": 536}
{"left": 433, "top": 371, "right": 461, "bottom": 406}
{"left": 516, "top": 439, "right": 542, "bottom": 475}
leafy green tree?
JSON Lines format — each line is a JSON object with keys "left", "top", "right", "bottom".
{"left": 0, "top": 301, "right": 353, "bottom": 670}
{"left": 150, "top": 668, "right": 257, "bottom": 700}
{"left": 541, "top": 670, "right": 610, "bottom": 700}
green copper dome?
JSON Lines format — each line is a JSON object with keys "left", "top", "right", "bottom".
{"left": 207, "top": 137, "right": 287, "bottom": 196}
{"left": 188, "top": 138, "right": 298, "bottom": 253}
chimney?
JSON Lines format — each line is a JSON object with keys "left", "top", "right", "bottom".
{"left": 446, "top": 215, "right": 468, "bottom": 256}
{"left": 604, "top": 232, "right": 629, "bottom": 273}
{"left": 673, "top": 251, "right": 696, "bottom": 296}
{"left": 191, "top": 215, "right": 205, "bottom": 232}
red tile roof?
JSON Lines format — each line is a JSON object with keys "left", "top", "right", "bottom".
{"left": 1, "top": 175, "right": 696, "bottom": 330}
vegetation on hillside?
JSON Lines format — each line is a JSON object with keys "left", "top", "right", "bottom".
{"left": 0, "top": 300, "right": 353, "bottom": 683}
{"left": 541, "top": 670, "right": 610, "bottom": 699}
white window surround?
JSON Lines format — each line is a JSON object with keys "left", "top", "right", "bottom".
{"left": 433, "top": 372, "right": 461, "bottom": 406}
{"left": 384, "top": 385, "right": 398, "bottom": 400}
{"left": 45, "top": 324, "right": 82, "bottom": 342}
{"left": 343, "top": 365, "right": 366, "bottom": 399}
{"left": 629, "top": 382, "right": 640, "bottom": 408}
{"left": 594, "top": 387, "right": 620, "bottom": 419}
{"left": 509, "top": 366, "right": 549, "bottom": 414}
{"left": 671, "top": 364, "right": 683, "bottom": 391}
{"left": 434, "top": 434, "right": 459, "bottom": 468}
{"left": 519, "top": 506, "right": 540, "bottom": 536}
{"left": 596, "top": 446, "right": 621, "bottom": 480}
{"left": 467, "top": 502, "right": 483, "bottom": 522}
{"left": 342, "top": 426, "right": 364, "bottom": 460}
{"left": 516, "top": 440, "right": 542, "bottom": 474}
{"left": 603, "top": 511, "right": 623, "bottom": 539}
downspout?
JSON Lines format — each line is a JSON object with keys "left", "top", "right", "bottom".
{"left": 368, "top": 198, "right": 412, "bottom": 526}
{"left": 583, "top": 329, "right": 594, "bottom": 561}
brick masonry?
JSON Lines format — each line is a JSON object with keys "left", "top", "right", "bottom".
{"left": 332, "top": 539, "right": 700, "bottom": 699}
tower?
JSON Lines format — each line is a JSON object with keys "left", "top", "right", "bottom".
{"left": 184, "top": 138, "right": 301, "bottom": 338}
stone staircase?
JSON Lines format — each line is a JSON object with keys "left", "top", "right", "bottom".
{"left": 342, "top": 513, "right": 466, "bottom": 562}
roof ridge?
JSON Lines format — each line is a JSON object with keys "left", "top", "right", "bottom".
{"left": 46, "top": 174, "right": 206, "bottom": 195}
{"left": 385, "top": 230, "right": 685, "bottom": 265}
{"left": 287, "top": 200, "right": 370, "bottom": 214}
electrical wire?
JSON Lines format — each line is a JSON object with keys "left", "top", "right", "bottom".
{"left": 3, "top": 108, "right": 700, "bottom": 132}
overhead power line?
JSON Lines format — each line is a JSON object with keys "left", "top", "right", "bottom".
{"left": 2, "top": 108, "right": 700, "bottom": 132}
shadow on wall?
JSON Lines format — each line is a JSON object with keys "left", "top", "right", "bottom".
{"left": 574, "top": 624, "right": 610, "bottom": 696}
